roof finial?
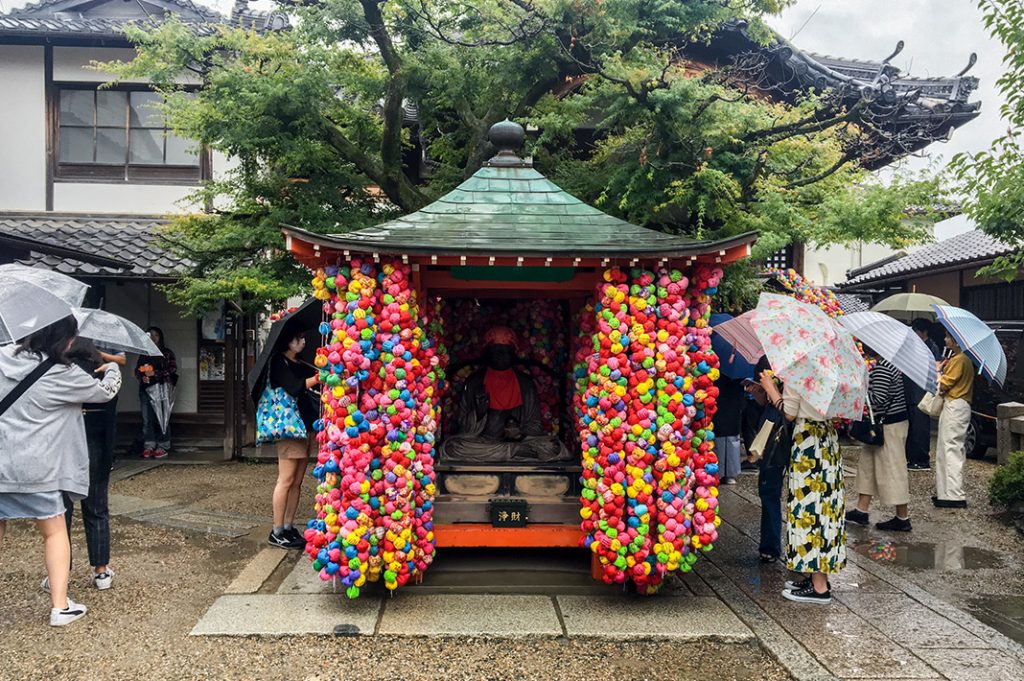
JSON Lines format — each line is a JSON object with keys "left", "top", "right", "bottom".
{"left": 485, "top": 118, "right": 529, "bottom": 167}
{"left": 488, "top": 118, "right": 525, "bottom": 152}
{"left": 956, "top": 53, "right": 978, "bottom": 77}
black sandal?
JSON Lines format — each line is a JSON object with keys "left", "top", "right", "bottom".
{"left": 759, "top": 552, "right": 778, "bottom": 563}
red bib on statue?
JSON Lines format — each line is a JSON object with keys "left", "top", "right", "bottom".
{"left": 483, "top": 369, "right": 523, "bottom": 410}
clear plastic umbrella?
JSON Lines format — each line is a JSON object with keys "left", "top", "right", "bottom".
{"left": 146, "top": 382, "right": 175, "bottom": 433}
{"left": 72, "top": 308, "right": 161, "bottom": 355}
{"left": 0, "top": 273, "right": 75, "bottom": 345}
{"left": 0, "top": 263, "right": 88, "bottom": 307}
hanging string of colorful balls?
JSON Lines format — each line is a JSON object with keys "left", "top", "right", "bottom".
{"left": 577, "top": 265, "right": 724, "bottom": 592}
{"left": 765, "top": 268, "right": 844, "bottom": 318}
{"left": 305, "top": 258, "right": 445, "bottom": 598}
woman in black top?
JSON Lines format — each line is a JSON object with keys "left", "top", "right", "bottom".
{"left": 846, "top": 345, "right": 912, "bottom": 533}
{"left": 67, "top": 338, "right": 125, "bottom": 589}
{"left": 134, "top": 327, "right": 177, "bottom": 459}
{"left": 267, "top": 332, "right": 319, "bottom": 549}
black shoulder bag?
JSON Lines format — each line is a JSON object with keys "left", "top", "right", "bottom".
{"left": 762, "top": 414, "right": 794, "bottom": 470}
{"left": 0, "top": 358, "right": 58, "bottom": 418}
{"left": 850, "top": 391, "right": 892, "bottom": 447}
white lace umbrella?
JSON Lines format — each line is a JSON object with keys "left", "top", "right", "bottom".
{"left": 73, "top": 308, "right": 161, "bottom": 355}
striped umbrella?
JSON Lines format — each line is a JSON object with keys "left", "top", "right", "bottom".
{"left": 932, "top": 305, "right": 1007, "bottom": 386}
{"left": 838, "top": 311, "right": 938, "bottom": 392}
{"left": 711, "top": 311, "right": 763, "bottom": 364}
{"left": 709, "top": 313, "right": 756, "bottom": 379}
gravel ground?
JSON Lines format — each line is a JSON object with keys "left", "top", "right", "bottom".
{"left": 0, "top": 462, "right": 791, "bottom": 681}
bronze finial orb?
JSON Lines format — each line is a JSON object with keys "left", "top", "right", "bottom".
{"left": 488, "top": 118, "right": 525, "bottom": 151}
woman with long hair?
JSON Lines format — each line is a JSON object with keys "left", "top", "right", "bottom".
{"left": 65, "top": 337, "right": 125, "bottom": 590}
{"left": 266, "top": 332, "right": 319, "bottom": 549}
{"left": 134, "top": 326, "right": 177, "bottom": 459}
{"left": 0, "top": 316, "right": 121, "bottom": 626}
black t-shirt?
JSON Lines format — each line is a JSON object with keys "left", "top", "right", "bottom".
{"left": 714, "top": 376, "right": 745, "bottom": 437}
{"left": 269, "top": 354, "right": 318, "bottom": 428}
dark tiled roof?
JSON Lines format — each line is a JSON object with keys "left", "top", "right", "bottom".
{"left": 0, "top": 212, "right": 191, "bottom": 279}
{"left": 834, "top": 292, "right": 870, "bottom": 313}
{"left": 840, "top": 230, "right": 1014, "bottom": 288}
{"left": 0, "top": 0, "right": 287, "bottom": 40}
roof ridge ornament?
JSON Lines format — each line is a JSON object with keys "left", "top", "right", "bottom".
{"left": 484, "top": 118, "right": 530, "bottom": 168}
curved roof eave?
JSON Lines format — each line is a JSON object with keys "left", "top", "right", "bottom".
{"left": 282, "top": 223, "right": 757, "bottom": 260}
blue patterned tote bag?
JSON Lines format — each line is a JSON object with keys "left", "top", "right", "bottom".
{"left": 256, "top": 384, "right": 307, "bottom": 444}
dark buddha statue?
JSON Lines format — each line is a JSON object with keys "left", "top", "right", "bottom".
{"left": 439, "top": 326, "right": 571, "bottom": 463}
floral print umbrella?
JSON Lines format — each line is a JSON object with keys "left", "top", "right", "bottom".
{"left": 751, "top": 293, "right": 867, "bottom": 420}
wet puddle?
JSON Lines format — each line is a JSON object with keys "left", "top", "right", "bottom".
{"left": 851, "top": 540, "right": 1005, "bottom": 570}
{"left": 966, "top": 595, "right": 1024, "bottom": 645}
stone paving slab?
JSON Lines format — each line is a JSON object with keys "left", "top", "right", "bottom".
{"left": 780, "top": 612, "right": 940, "bottom": 679}
{"left": 911, "top": 648, "right": 1024, "bottom": 681}
{"left": 190, "top": 594, "right": 381, "bottom": 636}
{"left": 698, "top": 559, "right": 836, "bottom": 681}
{"left": 277, "top": 555, "right": 334, "bottom": 595}
{"left": 837, "top": 593, "right": 990, "bottom": 649}
{"left": 829, "top": 564, "right": 903, "bottom": 595}
{"left": 109, "top": 460, "right": 163, "bottom": 483}
{"left": 378, "top": 594, "right": 562, "bottom": 637}
{"left": 108, "top": 493, "right": 178, "bottom": 517}
{"left": 556, "top": 594, "right": 753, "bottom": 642}
{"left": 128, "top": 505, "right": 265, "bottom": 538}
{"left": 225, "top": 549, "right": 289, "bottom": 594}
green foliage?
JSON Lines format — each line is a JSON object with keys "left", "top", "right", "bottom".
{"left": 989, "top": 451, "right": 1024, "bottom": 508}
{"left": 100, "top": 0, "right": 940, "bottom": 314}
{"left": 950, "top": 0, "right": 1024, "bottom": 281}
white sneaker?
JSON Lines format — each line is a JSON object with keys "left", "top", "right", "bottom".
{"left": 40, "top": 576, "right": 50, "bottom": 594}
{"left": 50, "top": 598, "right": 88, "bottom": 626}
{"left": 91, "top": 569, "right": 115, "bottom": 590}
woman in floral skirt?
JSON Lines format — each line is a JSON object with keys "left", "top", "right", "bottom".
{"left": 759, "top": 369, "right": 846, "bottom": 604}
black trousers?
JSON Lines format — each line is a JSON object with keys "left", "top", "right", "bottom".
{"left": 64, "top": 409, "right": 115, "bottom": 568}
{"left": 905, "top": 407, "right": 931, "bottom": 466}
{"left": 758, "top": 461, "right": 786, "bottom": 558}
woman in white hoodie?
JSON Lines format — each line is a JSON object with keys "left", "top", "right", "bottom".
{"left": 0, "top": 316, "right": 121, "bottom": 626}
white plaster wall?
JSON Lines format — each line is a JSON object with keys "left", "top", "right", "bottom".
{"left": 803, "top": 242, "right": 903, "bottom": 287}
{"left": 803, "top": 222, "right": 937, "bottom": 287}
{"left": 105, "top": 282, "right": 199, "bottom": 413}
{"left": 54, "top": 183, "right": 199, "bottom": 214}
{"left": 53, "top": 46, "right": 199, "bottom": 85}
{"left": 0, "top": 45, "right": 47, "bottom": 211}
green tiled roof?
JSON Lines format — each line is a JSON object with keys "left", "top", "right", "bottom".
{"left": 284, "top": 164, "right": 755, "bottom": 259}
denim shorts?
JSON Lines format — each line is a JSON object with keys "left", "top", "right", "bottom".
{"left": 0, "top": 490, "right": 66, "bottom": 520}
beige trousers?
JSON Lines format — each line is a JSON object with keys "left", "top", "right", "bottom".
{"left": 936, "top": 398, "right": 971, "bottom": 502}
{"left": 856, "top": 420, "right": 910, "bottom": 506}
